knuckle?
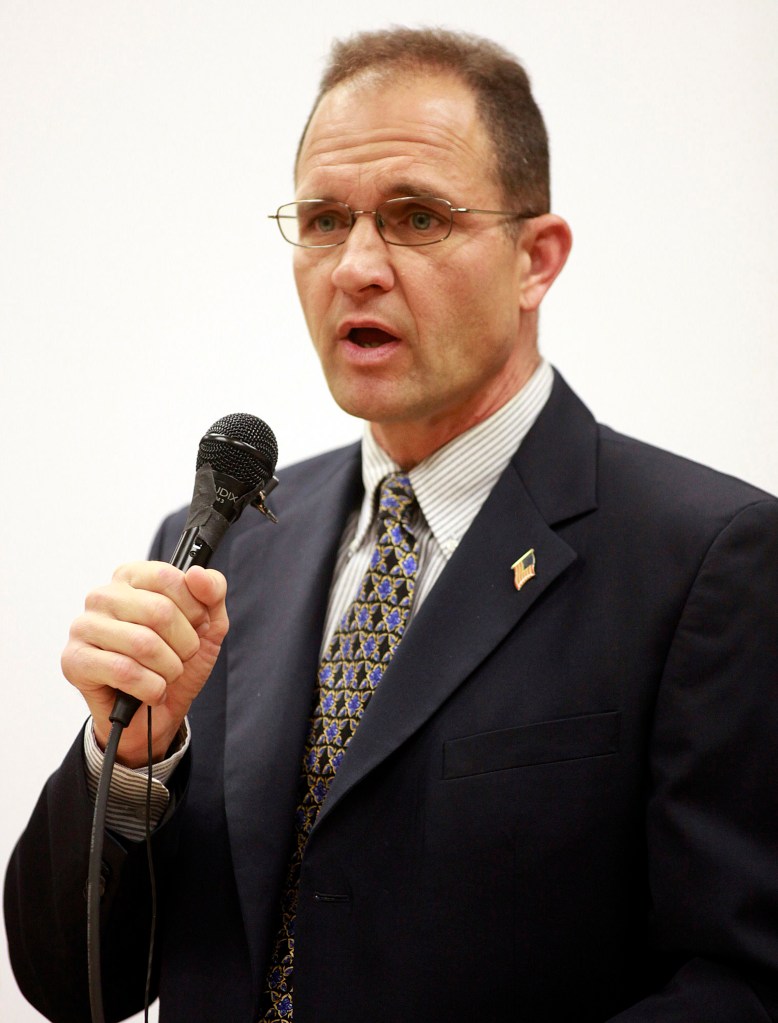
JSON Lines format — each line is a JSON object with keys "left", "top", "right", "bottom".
{"left": 147, "top": 595, "right": 176, "bottom": 633}
{"left": 60, "top": 642, "right": 80, "bottom": 681}
{"left": 84, "top": 585, "right": 114, "bottom": 614}
{"left": 110, "top": 654, "right": 141, "bottom": 688}
{"left": 62, "top": 643, "right": 97, "bottom": 688}
{"left": 155, "top": 563, "right": 182, "bottom": 588}
{"left": 69, "top": 613, "right": 91, "bottom": 642}
{"left": 128, "top": 627, "right": 162, "bottom": 663}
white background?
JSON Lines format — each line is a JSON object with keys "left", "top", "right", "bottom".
{"left": 1, "top": 2, "right": 776, "bottom": 1020}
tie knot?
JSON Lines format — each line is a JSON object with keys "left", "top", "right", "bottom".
{"left": 377, "top": 472, "right": 416, "bottom": 528}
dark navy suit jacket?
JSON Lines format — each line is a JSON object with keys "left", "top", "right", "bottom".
{"left": 6, "top": 373, "right": 778, "bottom": 1021}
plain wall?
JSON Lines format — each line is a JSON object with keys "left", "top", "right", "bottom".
{"left": 2, "top": 2, "right": 776, "bottom": 1019}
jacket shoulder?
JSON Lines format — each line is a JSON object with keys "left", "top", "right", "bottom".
{"left": 598, "top": 423, "right": 775, "bottom": 507}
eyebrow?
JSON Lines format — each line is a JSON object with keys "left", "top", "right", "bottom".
{"left": 388, "top": 181, "right": 444, "bottom": 199}
{"left": 297, "top": 181, "right": 450, "bottom": 204}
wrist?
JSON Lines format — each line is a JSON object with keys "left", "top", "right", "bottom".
{"left": 122, "top": 723, "right": 187, "bottom": 768}
{"left": 93, "top": 718, "right": 187, "bottom": 769}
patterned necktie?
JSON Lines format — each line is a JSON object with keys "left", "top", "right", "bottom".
{"left": 262, "top": 473, "right": 419, "bottom": 1021}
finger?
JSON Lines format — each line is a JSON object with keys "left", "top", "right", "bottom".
{"left": 62, "top": 638, "right": 169, "bottom": 709}
{"left": 85, "top": 581, "right": 203, "bottom": 662}
{"left": 70, "top": 613, "right": 187, "bottom": 683}
{"left": 112, "top": 561, "right": 212, "bottom": 631}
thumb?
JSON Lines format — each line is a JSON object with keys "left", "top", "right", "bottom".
{"left": 183, "top": 565, "right": 228, "bottom": 611}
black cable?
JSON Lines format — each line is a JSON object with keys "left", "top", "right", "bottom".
{"left": 143, "top": 707, "right": 157, "bottom": 1022}
{"left": 87, "top": 721, "right": 122, "bottom": 1023}
{"left": 87, "top": 712, "right": 159, "bottom": 1023}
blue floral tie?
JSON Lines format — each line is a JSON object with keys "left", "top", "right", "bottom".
{"left": 262, "top": 473, "right": 419, "bottom": 1020}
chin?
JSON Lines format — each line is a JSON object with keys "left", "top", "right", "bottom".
{"left": 328, "top": 384, "right": 412, "bottom": 426}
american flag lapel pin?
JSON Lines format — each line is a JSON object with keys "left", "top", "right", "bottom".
{"left": 511, "top": 548, "right": 536, "bottom": 592}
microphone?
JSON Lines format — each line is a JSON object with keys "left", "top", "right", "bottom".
{"left": 109, "top": 412, "right": 279, "bottom": 728}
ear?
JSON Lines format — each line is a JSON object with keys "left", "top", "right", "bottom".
{"left": 517, "top": 214, "right": 573, "bottom": 312}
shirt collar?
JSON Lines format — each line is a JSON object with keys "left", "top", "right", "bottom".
{"left": 354, "top": 359, "right": 554, "bottom": 554}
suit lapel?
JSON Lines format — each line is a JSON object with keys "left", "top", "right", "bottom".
{"left": 316, "top": 457, "right": 576, "bottom": 825}
{"left": 316, "top": 372, "right": 599, "bottom": 827}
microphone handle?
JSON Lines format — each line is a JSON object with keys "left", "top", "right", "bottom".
{"left": 108, "top": 526, "right": 215, "bottom": 729}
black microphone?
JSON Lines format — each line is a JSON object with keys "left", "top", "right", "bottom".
{"left": 109, "top": 412, "right": 279, "bottom": 728}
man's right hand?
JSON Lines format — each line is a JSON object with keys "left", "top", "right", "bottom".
{"left": 61, "top": 561, "right": 229, "bottom": 768}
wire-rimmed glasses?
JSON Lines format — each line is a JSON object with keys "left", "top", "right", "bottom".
{"left": 268, "top": 196, "right": 540, "bottom": 248}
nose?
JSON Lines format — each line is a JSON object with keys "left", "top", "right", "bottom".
{"left": 330, "top": 213, "right": 395, "bottom": 295}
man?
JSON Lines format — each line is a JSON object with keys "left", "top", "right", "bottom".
{"left": 6, "top": 27, "right": 778, "bottom": 1023}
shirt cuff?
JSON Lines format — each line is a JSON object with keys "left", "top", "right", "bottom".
{"left": 83, "top": 718, "right": 191, "bottom": 842}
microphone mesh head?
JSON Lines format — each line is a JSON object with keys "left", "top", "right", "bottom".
{"left": 197, "top": 413, "right": 278, "bottom": 488}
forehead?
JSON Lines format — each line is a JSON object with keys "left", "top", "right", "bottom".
{"left": 295, "top": 71, "right": 498, "bottom": 201}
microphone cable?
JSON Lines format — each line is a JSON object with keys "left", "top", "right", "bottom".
{"left": 87, "top": 709, "right": 157, "bottom": 1023}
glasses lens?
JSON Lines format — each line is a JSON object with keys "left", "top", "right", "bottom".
{"left": 378, "top": 197, "right": 453, "bottom": 245}
{"left": 276, "top": 201, "right": 351, "bottom": 247}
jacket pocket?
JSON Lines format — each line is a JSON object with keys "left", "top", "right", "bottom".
{"left": 442, "top": 710, "right": 620, "bottom": 779}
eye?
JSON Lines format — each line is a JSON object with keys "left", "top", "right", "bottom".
{"left": 409, "top": 210, "right": 435, "bottom": 231}
{"left": 400, "top": 203, "right": 446, "bottom": 232}
{"left": 313, "top": 213, "right": 340, "bottom": 234}
{"left": 382, "top": 198, "right": 451, "bottom": 244}
{"left": 298, "top": 204, "right": 350, "bottom": 242}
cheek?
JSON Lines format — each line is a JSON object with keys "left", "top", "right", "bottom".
{"left": 426, "top": 274, "right": 495, "bottom": 344}
{"left": 293, "top": 263, "right": 327, "bottom": 332}
{"left": 451, "top": 252, "right": 521, "bottom": 331}
{"left": 425, "top": 275, "right": 521, "bottom": 379}
{"left": 398, "top": 257, "right": 461, "bottom": 329}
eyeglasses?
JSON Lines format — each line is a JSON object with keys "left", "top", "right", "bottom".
{"left": 268, "top": 196, "right": 541, "bottom": 248}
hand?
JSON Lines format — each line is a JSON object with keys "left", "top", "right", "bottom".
{"left": 62, "top": 562, "right": 229, "bottom": 767}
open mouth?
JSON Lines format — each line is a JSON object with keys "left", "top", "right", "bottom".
{"left": 348, "top": 327, "right": 399, "bottom": 348}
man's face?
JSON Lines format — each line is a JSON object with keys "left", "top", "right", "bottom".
{"left": 293, "top": 71, "right": 538, "bottom": 463}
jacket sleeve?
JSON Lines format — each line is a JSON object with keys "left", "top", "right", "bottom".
{"left": 607, "top": 498, "right": 778, "bottom": 1021}
{"left": 3, "top": 517, "right": 191, "bottom": 1023}
{"left": 4, "top": 724, "right": 191, "bottom": 1023}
